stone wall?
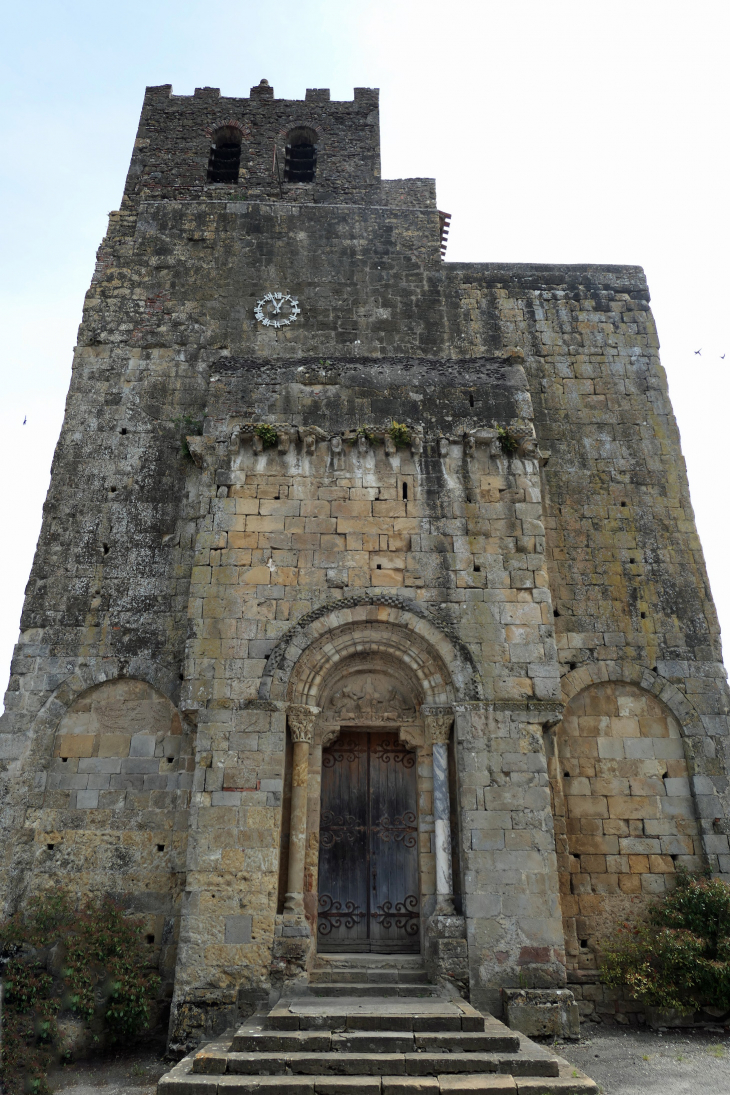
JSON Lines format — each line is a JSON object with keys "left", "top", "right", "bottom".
{"left": 548, "top": 680, "right": 701, "bottom": 972}
{"left": 17, "top": 678, "right": 192, "bottom": 1000}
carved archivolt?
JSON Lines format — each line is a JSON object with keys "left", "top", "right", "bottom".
{"left": 283, "top": 619, "right": 458, "bottom": 754}
{"left": 286, "top": 621, "right": 454, "bottom": 711}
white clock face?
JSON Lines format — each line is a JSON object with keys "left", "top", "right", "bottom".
{"left": 254, "top": 291, "right": 301, "bottom": 329}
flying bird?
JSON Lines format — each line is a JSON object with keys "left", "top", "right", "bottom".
{"left": 22, "top": 416, "right": 26, "bottom": 425}
{"left": 722, "top": 354, "right": 726, "bottom": 360}
{"left": 694, "top": 349, "right": 702, "bottom": 355}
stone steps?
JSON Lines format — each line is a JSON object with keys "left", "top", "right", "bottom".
{"left": 314, "top": 955, "right": 425, "bottom": 968}
{"left": 157, "top": 991, "right": 597, "bottom": 1095}
{"left": 196, "top": 1051, "right": 560, "bottom": 1077}
{"left": 158, "top": 1059, "right": 596, "bottom": 1093}
{"left": 232, "top": 1032, "right": 520, "bottom": 1054}
{"left": 309, "top": 982, "right": 441, "bottom": 998}
{"left": 310, "top": 969, "right": 430, "bottom": 985}
{"left": 311, "top": 956, "right": 430, "bottom": 986}
{"left": 265, "top": 999, "right": 489, "bottom": 1033}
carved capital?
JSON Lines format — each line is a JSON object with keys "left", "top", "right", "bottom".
{"left": 422, "top": 706, "right": 454, "bottom": 744}
{"left": 287, "top": 704, "right": 320, "bottom": 744}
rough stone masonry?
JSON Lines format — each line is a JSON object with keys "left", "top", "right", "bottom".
{"left": 1, "top": 78, "right": 729, "bottom": 1045}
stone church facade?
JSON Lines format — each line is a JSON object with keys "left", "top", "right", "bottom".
{"left": 2, "top": 79, "right": 729, "bottom": 1045}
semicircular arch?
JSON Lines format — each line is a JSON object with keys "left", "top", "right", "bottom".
{"left": 260, "top": 598, "right": 482, "bottom": 705}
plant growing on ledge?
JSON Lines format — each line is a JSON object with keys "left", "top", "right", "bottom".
{"left": 254, "top": 423, "right": 278, "bottom": 449}
{"left": 172, "top": 414, "right": 203, "bottom": 459}
{"left": 495, "top": 424, "right": 519, "bottom": 454}
{"left": 601, "top": 871, "right": 730, "bottom": 1013}
{"left": 349, "top": 425, "right": 377, "bottom": 445}
{"left": 0, "top": 893, "right": 161, "bottom": 1095}
{"left": 389, "top": 421, "right": 411, "bottom": 447}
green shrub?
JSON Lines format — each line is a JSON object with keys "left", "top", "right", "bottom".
{"left": 389, "top": 421, "right": 411, "bottom": 447}
{"left": 0, "top": 893, "right": 160, "bottom": 1095}
{"left": 254, "top": 423, "right": 278, "bottom": 449}
{"left": 494, "top": 424, "right": 519, "bottom": 454}
{"left": 601, "top": 872, "right": 730, "bottom": 1012}
{"left": 349, "top": 426, "right": 376, "bottom": 445}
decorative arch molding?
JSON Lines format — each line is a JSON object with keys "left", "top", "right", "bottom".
{"left": 25, "top": 659, "right": 182, "bottom": 748}
{"left": 203, "top": 118, "right": 251, "bottom": 140}
{"left": 559, "top": 660, "right": 703, "bottom": 735}
{"left": 259, "top": 596, "right": 483, "bottom": 704}
{"left": 277, "top": 120, "right": 325, "bottom": 145}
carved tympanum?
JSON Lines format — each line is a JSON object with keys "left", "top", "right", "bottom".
{"left": 325, "top": 673, "right": 416, "bottom": 724}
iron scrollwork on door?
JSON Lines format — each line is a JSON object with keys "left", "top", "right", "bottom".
{"left": 372, "top": 738, "right": 415, "bottom": 767}
{"left": 322, "top": 737, "right": 367, "bottom": 768}
{"left": 318, "top": 893, "right": 366, "bottom": 935}
{"left": 319, "top": 810, "right": 365, "bottom": 848}
{"left": 371, "top": 811, "right": 417, "bottom": 848}
{"left": 370, "top": 894, "right": 420, "bottom": 935}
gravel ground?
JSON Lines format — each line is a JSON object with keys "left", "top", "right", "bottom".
{"left": 559, "top": 1023, "right": 730, "bottom": 1094}
{"left": 47, "top": 1049, "right": 168, "bottom": 1094}
{"left": 40, "top": 1026, "right": 730, "bottom": 1094}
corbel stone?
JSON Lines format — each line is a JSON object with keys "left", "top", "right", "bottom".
{"left": 330, "top": 435, "right": 344, "bottom": 469}
{"left": 185, "top": 435, "right": 216, "bottom": 470}
{"left": 298, "top": 425, "right": 326, "bottom": 455}
{"left": 277, "top": 426, "right": 298, "bottom": 455}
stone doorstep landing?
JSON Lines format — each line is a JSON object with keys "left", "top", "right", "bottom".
{"left": 157, "top": 995, "right": 597, "bottom": 1095}
{"left": 310, "top": 955, "right": 431, "bottom": 987}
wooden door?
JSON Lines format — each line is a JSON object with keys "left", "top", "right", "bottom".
{"left": 317, "top": 730, "right": 420, "bottom": 953}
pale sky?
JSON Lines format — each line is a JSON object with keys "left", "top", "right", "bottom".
{"left": 1, "top": 0, "right": 728, "bottom": 710}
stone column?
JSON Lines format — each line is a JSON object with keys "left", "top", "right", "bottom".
{"left": 425, "top": 706, "right": 456, "bottom": 915}
{"left": 284, "top": 705, "right": 319, "bottom": 913}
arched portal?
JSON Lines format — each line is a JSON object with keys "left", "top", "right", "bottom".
{"left": 317, "top": 659, "right": 422, "bottom": 953}
{"left": 271, "top": 610, "right": 462, "bottom": 955}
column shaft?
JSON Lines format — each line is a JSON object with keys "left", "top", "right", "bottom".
{"left": 284, "top": 737, "right": 310, "bottom": 913}
{"left": 432, "top": 739, "right": 455, "bottom": 915}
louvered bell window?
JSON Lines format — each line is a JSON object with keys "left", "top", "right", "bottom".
{"left": 284, "top": 139, "right": 317, "bottom": 183}
{"left": 207, "top": 138, "right": 241, "bottom": 184}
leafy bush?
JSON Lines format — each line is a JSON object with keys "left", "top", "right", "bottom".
{"left": 601, "top": 872, "right": 730, "bottom": 1012}
{"left": 349, "top": 426, "right": 376, "bottom": 445}
{"left": 389, "top": 421, "right": 411, "bottom": 447}
{"left": 494, "top": 424, "right": 519, "bottom": 454}
{"left": 0, "top": 893, "right": 160, "bottom": 1095}
{"left": 254, "top": 423, "right": 278, "bottom": 449}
